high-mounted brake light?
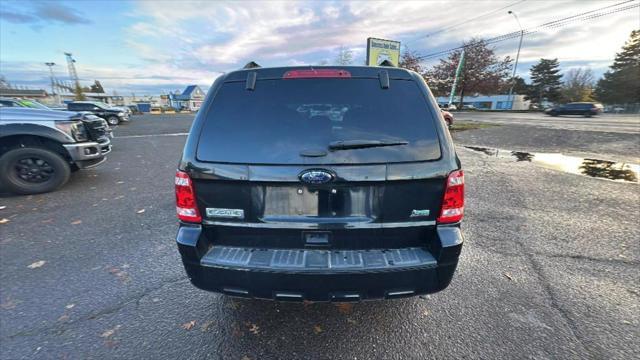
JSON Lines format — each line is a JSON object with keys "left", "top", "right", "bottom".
{"left": 283, "top": 69, "right": 351, "bottom": 79}
{"left": 175, "top": 170, "right": 201, "bottom": 223}
{"left": 437, "top": 170, "right": 464, "bottom": 224}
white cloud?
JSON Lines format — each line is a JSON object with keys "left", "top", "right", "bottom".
{"left": 3, "top": 0, "right": 638, "bottom": 93}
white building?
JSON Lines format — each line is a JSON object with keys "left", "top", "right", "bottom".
{"left": 437, "top": 94, "right": 531, "bottom": 110}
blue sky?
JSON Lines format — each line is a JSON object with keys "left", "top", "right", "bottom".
{"left": 0, "top": 0, "right": 638, "bottom": 95}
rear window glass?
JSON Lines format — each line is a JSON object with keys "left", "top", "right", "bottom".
{"left": 197, "top": 78, "right": 441, "bottom": 164}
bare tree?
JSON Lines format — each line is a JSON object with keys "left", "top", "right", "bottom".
{"left": 424, "top": 38, "right": 512, "bottom": 104}
{"left": 562, "top": 68, "right": 595, "bottom": 102}
{"left": 335, "top": 46, "right": 353, "bottom": 65}
{"left": 399, "top": 48, "right": 424, "bottom": 74}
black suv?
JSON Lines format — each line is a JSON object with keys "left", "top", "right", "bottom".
{"left": 0, "top": 107, "right": 111, "bottom": 194}
{"left": 67, "top": 101, "right": 129, "bottom": 126}
{"left": 175, "top": 66, "right": 464, "bottom": 301}
{"left": 545, "top": 102, "right": 604, "bottom": 117}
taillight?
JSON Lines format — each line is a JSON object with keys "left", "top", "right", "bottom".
{"left": 175, "top": 170, "right": 201, "bottom": 223}
{"left": 437, "top": 170, "right": 464, "bottom": 224}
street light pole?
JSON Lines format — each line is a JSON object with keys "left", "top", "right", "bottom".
{"left": 507, "top": 10, "right": 523, "bottom": 110}
{"left": 44, "top": 62, "right": 56, "bottom": 96}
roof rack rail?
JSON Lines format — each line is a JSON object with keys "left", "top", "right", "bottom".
{"left": 378, "top": 60, "right": 395, "bottom": 67}
{"left": 243, "top": 61, "right": 261, "bottom": 69}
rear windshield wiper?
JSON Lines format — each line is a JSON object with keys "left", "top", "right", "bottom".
{"left": 328, "top": 139, "right": 409, "bottom": 151}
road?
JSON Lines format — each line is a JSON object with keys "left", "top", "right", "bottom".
{"left": 454, "top": 111, "right": 640, "bottom": 134}
{"left": 1, "top": 114, "right": 638, "bottom": 359}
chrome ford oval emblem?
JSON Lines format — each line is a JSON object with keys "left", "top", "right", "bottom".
{"left": 299, "top": 169, "right": 334, "bottom": 184}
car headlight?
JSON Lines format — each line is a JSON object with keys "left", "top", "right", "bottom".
{"left": 118, "top": 112, "right": 125, "bottom": 117}
{"left": 55, "top": 121, "right": 89, "bottom": 141}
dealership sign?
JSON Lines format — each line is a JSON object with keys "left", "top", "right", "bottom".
{"left": 366, "top": 38, "right": 401, "bottom": 66}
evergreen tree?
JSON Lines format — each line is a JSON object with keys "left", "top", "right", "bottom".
{"left": 528, "top": 58, "right": 563, "bottom": 104}
{"left": 595, "top": 30, "right": 640, "bottom": 104}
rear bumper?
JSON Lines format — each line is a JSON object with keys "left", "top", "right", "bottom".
{"left": 176, "top": 225, "right": 463, "bottom": 302}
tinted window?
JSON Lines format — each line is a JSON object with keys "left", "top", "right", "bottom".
{"left": 68, "top": 103, "right": 84, "bottom": 111}
{"left": 0, "top": 100, "right": 16, "bottom": 107}
{"left": 197, "top": 79, "right": 441, "bottom": 164}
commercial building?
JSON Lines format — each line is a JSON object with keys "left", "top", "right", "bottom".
{"left": 168, "top": 85, "right": 205, "bottom": 111}
{"left": 436, "top": 94, "right": 531, "bottom": 110}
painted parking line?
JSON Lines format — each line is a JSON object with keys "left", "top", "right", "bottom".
{"left": 115, "top": 133, "right": 189, "bottom": 139}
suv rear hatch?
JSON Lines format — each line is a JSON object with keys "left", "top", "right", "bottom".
{"left": 191, "top": 70, "right": 449, "bottom": 252}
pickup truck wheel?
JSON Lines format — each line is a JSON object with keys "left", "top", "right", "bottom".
{"left": 106, "top": 116, "right": 120, "bottom": 126}
{"left": 0, "top": 147, "right": 71, "bottom": 195}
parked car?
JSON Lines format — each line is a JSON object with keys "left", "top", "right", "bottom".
{"left": 175, "top": 66, "right": 464, "bottom": 301}
{"left": 67, "top": 101, "right": 129, "bottom": 126}
{"left": 127, "top": 104, "right": 143, "bottom": 115}
{"left": 0, "top": 107, "right": 111, "bottom": 194}
{"left": 110, "top": 105, "right": 132, "bottom": 117}
{"left": 0, "top": 97, "right": 53, "bottom": 110}
{"left": 545, "top": 102, "right": 604, "bottom": 117}
{"left": 442, "top": 110, "right": 454, "bottom": 128}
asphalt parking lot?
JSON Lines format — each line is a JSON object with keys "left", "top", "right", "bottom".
{"left": 1, "top": 113, "right": 638, "bottom": 359}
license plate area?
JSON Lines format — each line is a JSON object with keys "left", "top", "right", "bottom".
{"left": 303, "top": 231, "right": 331, "bottom": 247}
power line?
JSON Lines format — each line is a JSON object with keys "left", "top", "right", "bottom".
{"left": 417, "top": 0, "right": 639, "bottom": 60}
{"left": 405, "top": 0, "right": 526, "bottom": 47}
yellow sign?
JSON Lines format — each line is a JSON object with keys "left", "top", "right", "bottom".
{"left": 366, "top": 38, "right": 401, "bottom": 66}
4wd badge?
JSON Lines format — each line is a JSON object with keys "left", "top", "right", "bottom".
{"left": 410, "top": 209, "right": 430, "bottom": 217}
{"left": 206, "top": 208, "right": 245, "bottom": 219}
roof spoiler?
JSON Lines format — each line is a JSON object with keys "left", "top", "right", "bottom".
{"left": 243, "top": 61, "right": 261, "bottom": 69}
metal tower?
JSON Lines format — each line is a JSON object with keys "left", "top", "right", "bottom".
{"left": 44, "top": 62, "right": 56, "bottom": 95}
{"left": 64, "top": 52, "right": 80, "bottom": 89}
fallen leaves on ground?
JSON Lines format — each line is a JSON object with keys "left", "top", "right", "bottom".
{"left": 181, "top": 320, "right": 196, "bottom": 330}
{"left": 200, "top": 320, "right": 214, "bottom": 332}
{"left": 503, "top": 273, "right": 515, "bottom": 282}
{"left": 41, "top": 218, "right": 53, "bottom": 224}
{"left": 0, "top": 296, "right": 20, "bottom": 310}
{"left": 27, "top": 260, "right": 46, "bottom": 269}
{"left": 107, "top": 267, "right": 130, "bottom": 283}
{"left": 58, "top": 314, "right": 70, "bottom": 322}
{"left": 0, "top": 218, "right": 10, "bottom": 224}
{"left": 247, "top": 324, "right": 260, "bottom": 335}
{"left": 313, "top": 325, "right": 323, "bottom": 334}
{"left": 70, "top": 220, "right": 82, "bottom": 225}
{"left": 247, "top": 322, "right": 260, "bottom": 335}
{"left": 335, "top": 302, "right": 353, "bottom": 314}
{"left": 100, "top": 325, "right": 121, "bottom": 338}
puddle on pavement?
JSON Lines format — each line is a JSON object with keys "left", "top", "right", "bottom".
{"left": 464, "top": 146, "right": 639, "bottom": 183}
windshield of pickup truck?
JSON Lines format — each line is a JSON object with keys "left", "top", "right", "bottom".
{"left": 197, "top": 78, "right": 441, "bottom": 164}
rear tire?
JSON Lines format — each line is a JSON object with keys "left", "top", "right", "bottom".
{"left": 0, "top": 147, "right": 71, "bottom": 195}
{"left": 107, "top": 116, "right": 120, "bottom": 126}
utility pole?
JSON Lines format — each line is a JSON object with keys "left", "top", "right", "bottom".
{"left": 44, "top": 62, "right": 56, "bottom": 96}
{"left": 448, "top": 50, "right": 465, "bottom": 108}
{"left": 507, "top": 10, "right": 524, "bottom": 110}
